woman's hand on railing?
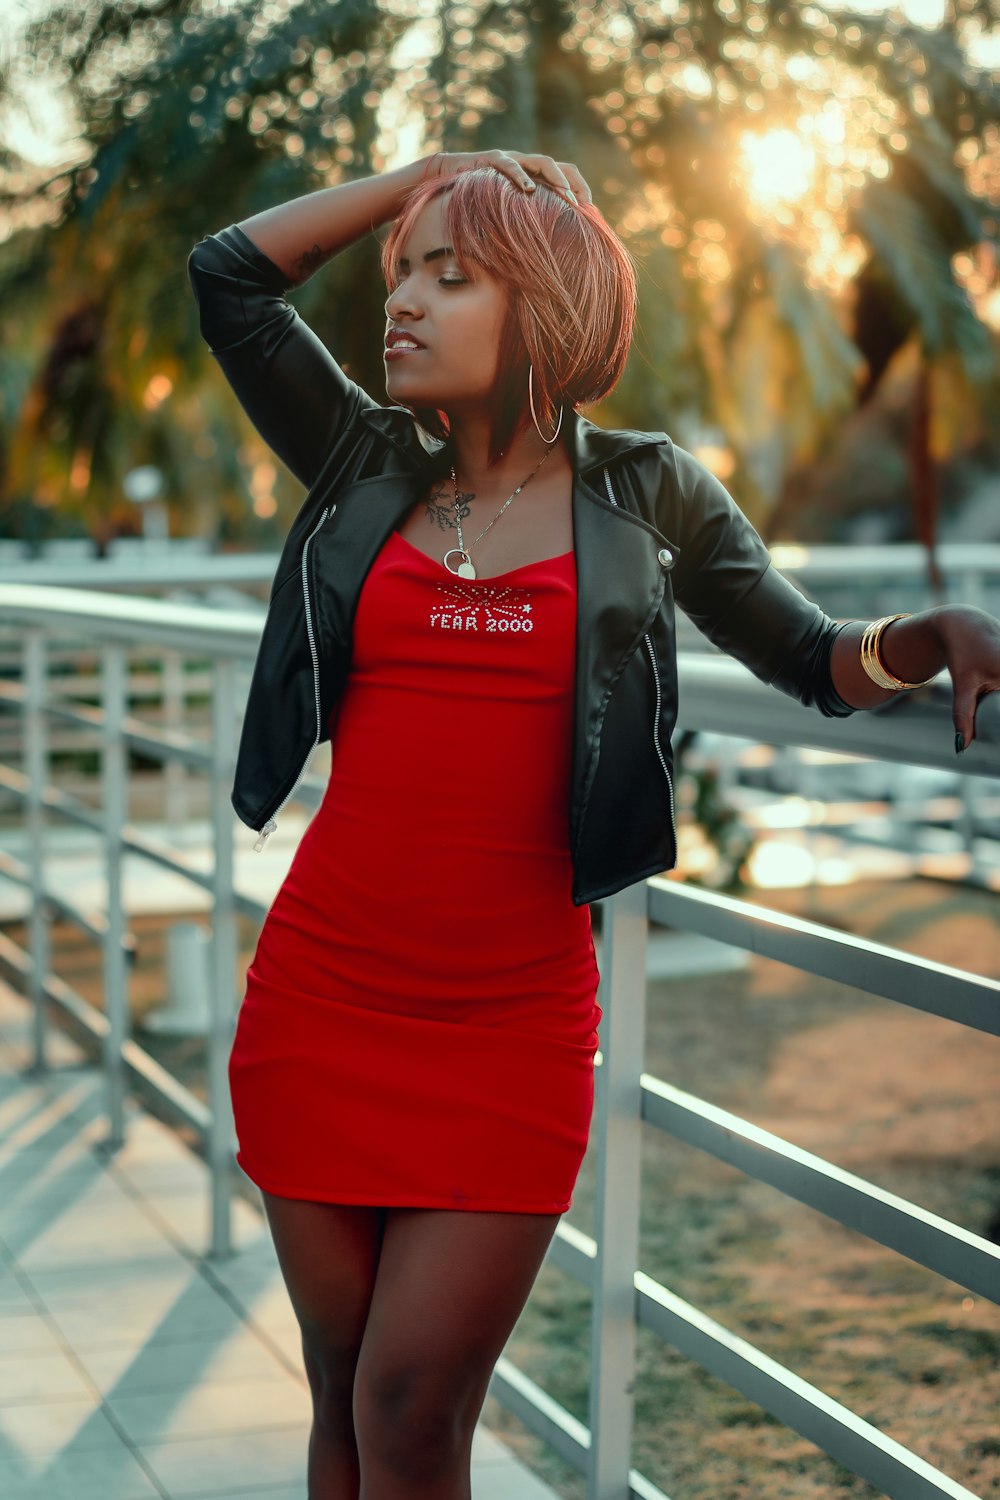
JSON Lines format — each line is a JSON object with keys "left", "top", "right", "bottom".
{"left": 929, "top": 604, "right": 1000, "bottom": 752}
{"left": 848, "top": 604, "right": 1000, "bottom": 750}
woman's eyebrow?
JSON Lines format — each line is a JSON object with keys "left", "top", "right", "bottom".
{"left": 397, "top": 247, "right": 455, "bottom": 270}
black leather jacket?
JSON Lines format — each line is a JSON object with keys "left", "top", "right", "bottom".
{"left": 187, "top": 224, "right": 856, "bottom": 905}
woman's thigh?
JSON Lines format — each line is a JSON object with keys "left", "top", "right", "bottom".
{"left": 261, "top": 1192, "right": 387, "bottom": 1395}
{"left": 353, "top": 1206, "right": 560, "bottom": 1458}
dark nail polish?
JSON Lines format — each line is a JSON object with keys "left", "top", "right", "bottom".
{"left": 955, "top": 731, "right": 965, "bottom": 755}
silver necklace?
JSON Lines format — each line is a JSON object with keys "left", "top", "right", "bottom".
{"left": 442, "top": 447, "right": 553, "bottom": 580}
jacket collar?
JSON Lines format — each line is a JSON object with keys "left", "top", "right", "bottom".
{"left": 357, "top": 401, "right": 667, "bottom": 479}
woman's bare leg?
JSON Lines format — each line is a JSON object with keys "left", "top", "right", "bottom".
{"left": 261, "top": 1192, "right": 387, "bottom": 1499}
{"left": 352, "top": 1205, "right": 561, "bottom": 1499}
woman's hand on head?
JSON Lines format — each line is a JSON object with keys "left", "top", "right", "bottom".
{"left": 422, "top": 149, "right": 593, "bottom": 206}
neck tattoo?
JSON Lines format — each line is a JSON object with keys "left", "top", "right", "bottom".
{"left": 443, "top": 446, "right": 553, "bottom": 580}
{"left": 425, "top": 481, "right": 471, "bottom": 532}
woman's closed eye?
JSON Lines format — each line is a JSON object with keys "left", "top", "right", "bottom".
{"left": 391, "top": 274, "right": 468, "bottom": 289}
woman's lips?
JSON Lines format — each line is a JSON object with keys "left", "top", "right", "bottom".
{"left": 384, "top": 344, "right": 426, "bottom": 360}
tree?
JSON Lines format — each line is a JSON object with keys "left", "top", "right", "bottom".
{"left": 1, "top": 0, "right": 997, "bottom": 546}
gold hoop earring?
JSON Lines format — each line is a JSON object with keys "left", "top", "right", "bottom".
{"left": 529, "top": 364, "right": 563, "bottom": 445}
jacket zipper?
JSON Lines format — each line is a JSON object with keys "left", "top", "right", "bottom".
{"left": 602, "top": 468, "right": 677, "bottom": 858}
{"left": 253, "top": 503, "right": 335, "bottom": 850}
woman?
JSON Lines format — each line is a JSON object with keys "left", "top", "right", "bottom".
{"left": 187, "top": 149, "right": 1000, "bottom": 1499}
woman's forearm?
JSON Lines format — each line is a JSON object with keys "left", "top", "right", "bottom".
{"left": 830, "top": 610, "right": 947, "bottom": 709}
{"left": 236, "top": 154, "right": 438, "bottom": 288}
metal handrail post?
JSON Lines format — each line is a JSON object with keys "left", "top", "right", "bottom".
{"left": 207, "top": 656, "right": 238, "bottom": 1259}
{"left": 101, "top": 642, "right": 129, "bottom": 1146}
{"left": 963, "top": 568, "right": 986, "bottom": 613}
{"left": 587, "top": 881, "right": 648, "bottom": 1500}
{"left": 24, "top": 629, "right": 49, "bottom": 1075}
{"left": 163, "top": 648, "right": 187, "bottom": 827}
{"left": 956, "top": 778, "right": 975, "bottom": 861}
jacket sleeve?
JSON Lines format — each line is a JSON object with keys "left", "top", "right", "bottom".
{"left": 186, "top": 223, "right": 369, "bottom": 491}
{"left": 668, "top": 443, "right": 857, "bottom": 718}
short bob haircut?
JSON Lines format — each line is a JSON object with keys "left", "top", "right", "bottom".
{"left": 379, "top": 166, "right": 638, "bottom": 471}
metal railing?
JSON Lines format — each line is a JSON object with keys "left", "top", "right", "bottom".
{"left": 4, "top": 536, "right": 1000, "bottom": 618}
{"left": 1, "top": 580, "right": 998, "bottom": 1500}
{"left": 0, "top": 547, "right": 275, "bottom": 594}
{"left": 768, "top": 540, "right": 1000, "bottom": 619}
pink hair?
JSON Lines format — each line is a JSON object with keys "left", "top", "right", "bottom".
{"left": 379, "top": 166, "right": 638, "bottom": 470}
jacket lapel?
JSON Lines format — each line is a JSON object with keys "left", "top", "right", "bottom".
{"left": 312, "top": 466, "right": 422, "bottom": 650}
{"left": 561, "top": 412, "right": 671, "bottom": 846}
{"left": 569, "top": 467, "right": 666, "bottom": 848}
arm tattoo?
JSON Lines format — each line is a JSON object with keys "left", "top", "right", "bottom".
{"left": 291, "top": 243, "right": 327, "bottom": 284}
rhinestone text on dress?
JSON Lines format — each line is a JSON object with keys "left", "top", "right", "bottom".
{"left": 429, "top": 581, "right": 535, "bottom": 633}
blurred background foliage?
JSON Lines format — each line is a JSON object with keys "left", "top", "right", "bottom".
{"left": 0, "top": 0, "right": 998, "bottom": 551}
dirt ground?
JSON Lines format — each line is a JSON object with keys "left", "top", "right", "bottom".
{"left": 8, "top": 873, "right": 999, "bottom": 1499}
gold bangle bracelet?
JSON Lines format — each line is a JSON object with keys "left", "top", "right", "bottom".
{"left": 859, "top": 614, "right": 937, "bottom": 691}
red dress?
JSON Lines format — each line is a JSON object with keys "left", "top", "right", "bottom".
{"left": 228, "top": 528, "right": 602, "bottom": 1213}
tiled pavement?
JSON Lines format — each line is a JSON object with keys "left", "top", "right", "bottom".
{"left": 0, "top": 982, "right": 560, "bottom": 1499}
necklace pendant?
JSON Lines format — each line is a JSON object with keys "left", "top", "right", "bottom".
{"left": 443, "top": 547, "right": 476, "bottom": 579}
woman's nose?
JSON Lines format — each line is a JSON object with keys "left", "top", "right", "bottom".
{"left": 385, "top": 290, "right": 420, "bottom": 319}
